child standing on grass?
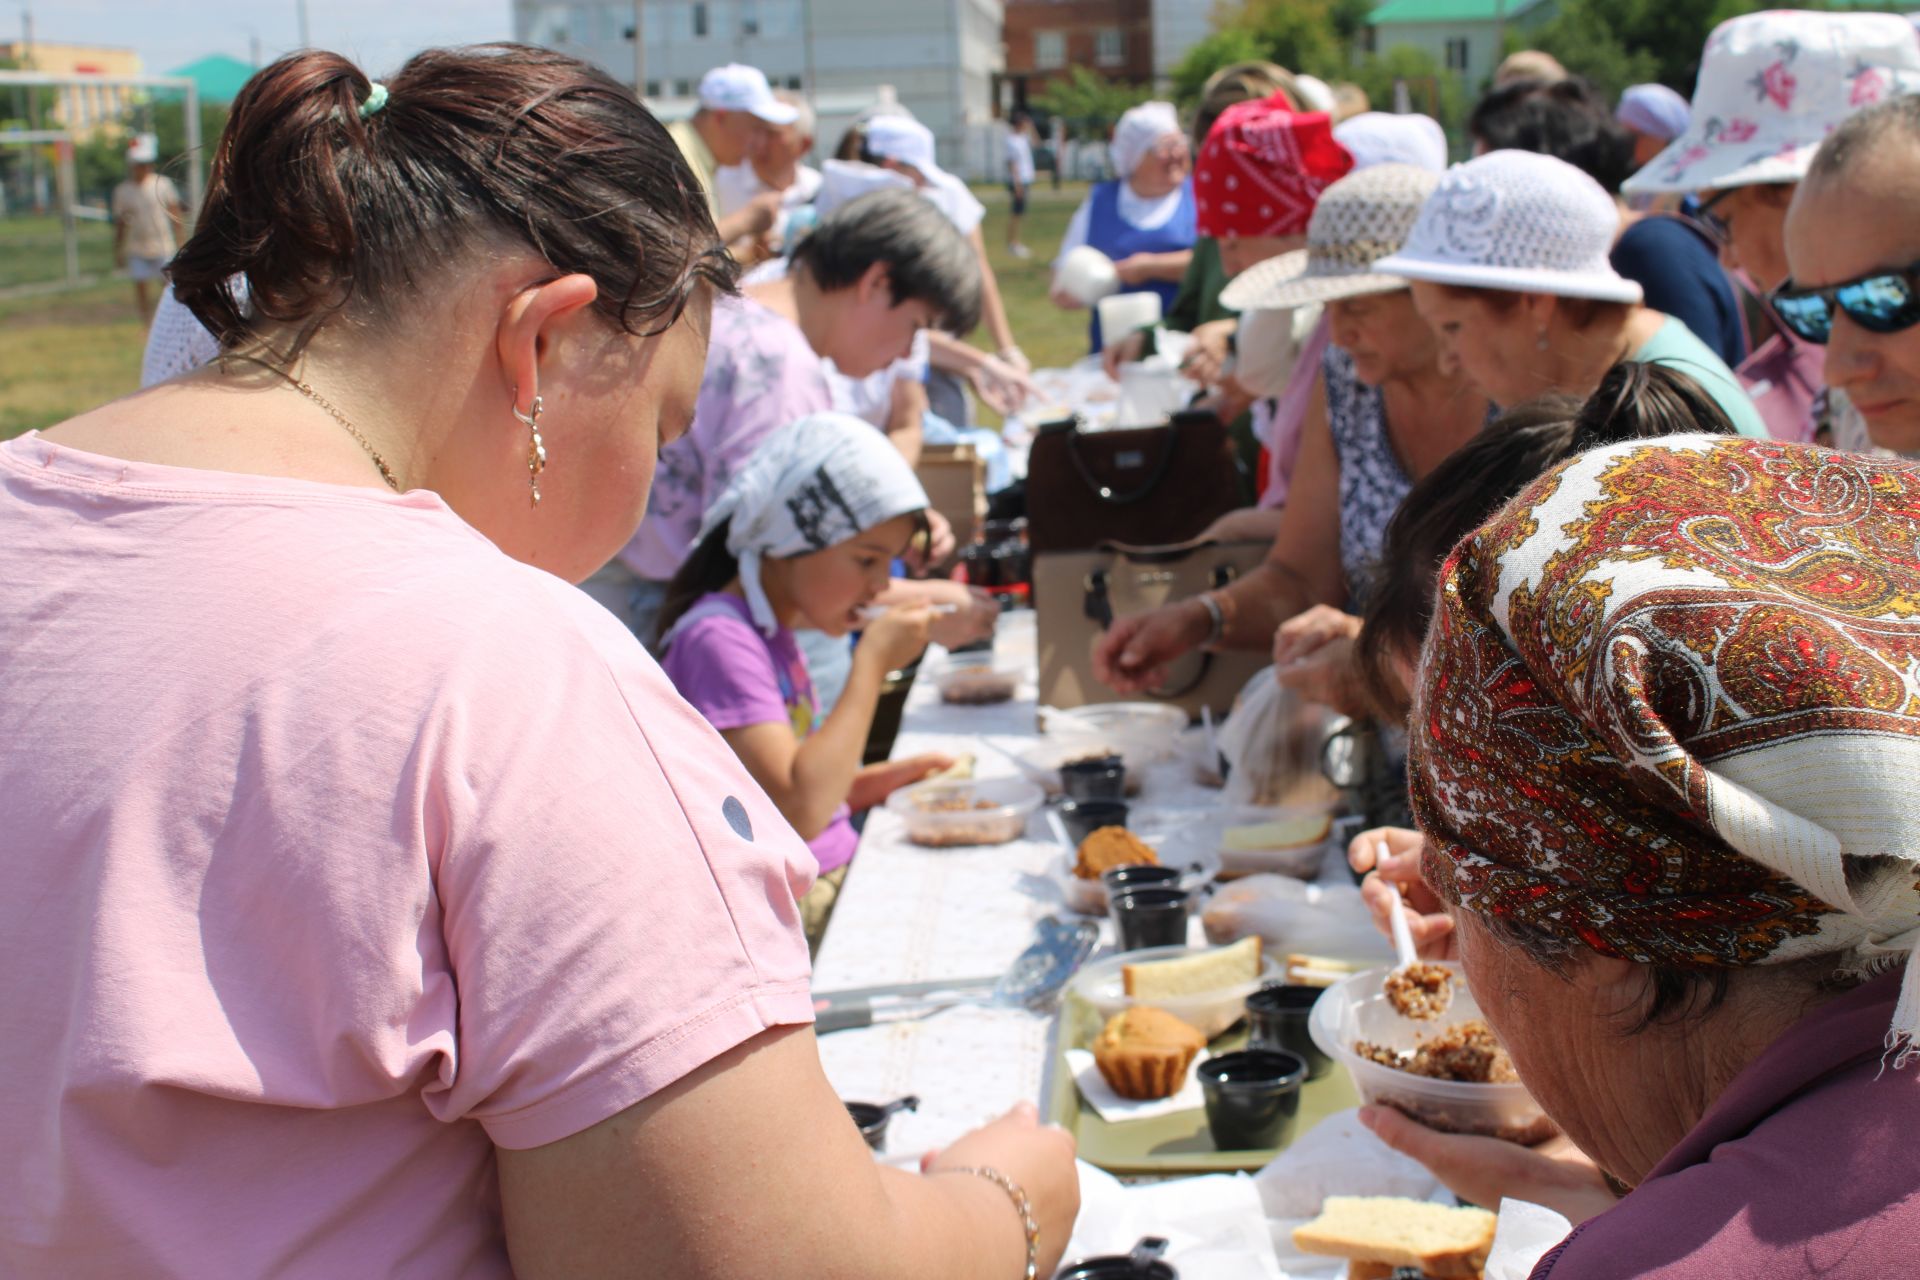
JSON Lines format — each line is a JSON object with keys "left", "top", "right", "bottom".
{"left": 659, "top": 413, "right": 955, "bottom": 943}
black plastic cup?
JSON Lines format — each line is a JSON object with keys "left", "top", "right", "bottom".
{"left": 1108, "top": 886, "right": 1191, "bottom": 951}
{"left": 1100, "top": 864, "right": 1183, "bottom": 896}
{"left": 1059, "top": 754, "right": 1127, "bottom": 804}
{"left": 1059, "top": 800, "right": 1130, "bottom": 845}
{"left": 1054, "top": 1257, "right": 1178, "bottom": 1279}
{"left": 844, "top": 1096, "right": 918, "bottom": 1150}
{"left": 1199, "top": 1049, "right": 1307, "bottom": 1150}
{"left": 1245, "top": 984, "right": 1333, "bottom": 1080}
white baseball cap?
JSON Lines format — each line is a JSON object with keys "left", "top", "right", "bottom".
{"left": 127, "top": 133, "right": 159, "bottom": 164}
{"left": 863, "top": 114, "right": 944, "bottom": 181}
{"left": 697, "top": 63, "right": 800, "bottom": 126}
{"left": 1622, "top": 10, "right": 1920, "bottom": 194}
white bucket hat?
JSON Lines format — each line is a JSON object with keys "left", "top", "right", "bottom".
{"left": 1220, "top": 163, "right": 1441, "bottom": 311}
{"left": 697, "top": 63, "right": 801, "bottom": 126}
{"left": 1375, "top": 150, "right": 1643, "bottom": 304}
{"left": 1621, "top": 10, "right": 1920, "bottom": 194}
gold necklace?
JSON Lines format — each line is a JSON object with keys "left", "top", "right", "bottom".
{"left": 228, "top": 355, "right": 401, "bottom": 492}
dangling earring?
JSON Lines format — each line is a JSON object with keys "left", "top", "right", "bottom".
{"left": 1535, "top": 328, "right": 1550, "bottom": 352}
{"left": 512, "top": 390, "right": 547, "bottom": 507}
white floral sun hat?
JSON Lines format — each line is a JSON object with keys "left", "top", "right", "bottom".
{"left": 1622, "top": 10, "right": 1920, "bottom": 195}
{"left": 1220, "top": 163, "right": 1441, "bottom": 310}
{"left": 1374, "top": 150, "right": 1643, "bottom": 304}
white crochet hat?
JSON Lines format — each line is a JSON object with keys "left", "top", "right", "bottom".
{"left": 1221, "top": 163, "right": 1441, "bottom": 310}
{"left": 1374, "top": 150, "right": 1643, "bottom": 304}
{"left": 1621, "top": 10, "right": 1920, "bottom": 194}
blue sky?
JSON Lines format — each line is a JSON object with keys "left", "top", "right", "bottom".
{"left": 25, "top": 0, "right": 513, "bottom": 78}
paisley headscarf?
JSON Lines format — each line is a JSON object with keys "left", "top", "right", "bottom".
{"left": 1410, "top": 436, "right": 1920, "bottom": 1059}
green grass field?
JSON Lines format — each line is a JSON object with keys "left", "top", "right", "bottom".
{"left": 0, "top": 182, "right": 1091, "bottom": 442}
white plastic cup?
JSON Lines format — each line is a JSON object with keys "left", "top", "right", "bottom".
{"left": 1056, "top": 245, "right": 1121, "bottom": 305}
{"left": 1096, "top": 291, "right": 1163, "bottom": 346}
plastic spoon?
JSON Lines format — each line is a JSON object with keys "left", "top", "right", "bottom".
{"left": 1383, "top": 840, "right": 1420, "bottom": 972}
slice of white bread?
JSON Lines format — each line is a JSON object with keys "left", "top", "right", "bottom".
{"left": 1122, "top": 936, "right": 1262, "bottom": 998}
{"left": 1221, "top": 812, "right": 1332, "bottom": 852}
{"left": 1292, "top": 1196, "right": 1496, "bottom": 1280}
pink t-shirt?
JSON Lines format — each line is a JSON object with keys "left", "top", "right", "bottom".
{"left": 0, "top": 435, "right": 817, "bottom": 1277}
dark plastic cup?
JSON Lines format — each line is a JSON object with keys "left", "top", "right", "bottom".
{"left": 1059, "top": 799, "right": 1129, "bottom": 845}
{"left": 1199, "top": 1049, "right": 1307, "bottom": 1150}
{"left": 1245, "top": 984, "right": 1333, "bottom": 1080}
{"left": 1059, "top": 754, "right": 1127, "bottom": 804}
{"left": 1053, "top": 1258, "right": 1178, "bottom": 1280}
{"left": 1108, "top": 886, "right": 1190, "bottom": 951}
{"left": 1100, "top": 864, "right": 1183, "bottom": 896}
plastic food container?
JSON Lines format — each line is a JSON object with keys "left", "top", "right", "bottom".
{"left": 931, "top": 660, "right": 1022, "bottom": 706}
{"left": 1049, "top": 817, "right": 1219, "bottom": 916}
{"left": 1013, "top": 739, "right": 1144, "bottom": 797}
{"left": 1308, "top": 965, "right": 1559, "bottom": 1145}
{"left": 1069, "top": 944, "right": 1282, "bottom": 1040}
{"left": 1043, "top": 703, "right": 1189, "bottom": 759}
{"left": 1157, "top": 804, "right": 1335, "bottom": 880}
{"left": 886, "top": 777, "right": 1044, "bottom": 848}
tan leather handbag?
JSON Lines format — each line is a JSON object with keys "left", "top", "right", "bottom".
{"left": 1033, "top": 537, "right": 1272, "bottom": 722}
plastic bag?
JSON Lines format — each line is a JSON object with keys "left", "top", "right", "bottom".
{"left": 1200, "top": 874, "right": 1393, "bottom": 963}
{"left": 1215, "top": 668, "right": 1339, "bottom": 808}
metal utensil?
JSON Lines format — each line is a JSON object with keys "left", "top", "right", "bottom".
{"left": 1128, "top": 1237, "right": 1171, "bottom": 1270}
{"left": 994, "top": 914, "right": 1101, "bottom": 1010}
{"left": 813, "top": 916, "right": 1099, "bottom": 1034}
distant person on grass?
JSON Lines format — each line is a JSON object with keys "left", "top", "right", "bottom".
{"left": 1004, "top": 111, "right": 1037, "bottom": 259}
{"left": 111, "top": 134, "right": 183, "bottom": 324}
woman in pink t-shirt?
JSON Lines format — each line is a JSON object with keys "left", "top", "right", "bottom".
{"left": 0, "top": 46, "right": 1075, "bottom": 1279}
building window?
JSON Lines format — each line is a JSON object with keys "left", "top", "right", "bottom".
{"left": 645, "top": 79, "right": 661, "bottom": 98}
{"left": 1095, "top": 28, "right": 1125, "bottom": 67}
{"left": 1034, "top": 30, "right": 1066, "bottom": 70}
{"left": 674, "top": 78, "right": 694, "bottom": 96}
{"left": 786, "top": 75, "right": 803, "bottom": 90}
{"left": 1445, "top": 37, "right": 1470, "bottom": 72}
{"left": 693, "top": 2, "right": 709, "bottom": 37}
{"left": 741, "top": 0, "right": 759, "bottom": 35}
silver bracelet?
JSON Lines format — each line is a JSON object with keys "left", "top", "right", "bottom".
{"left": 1197, "top": 592, "right": 1226, "bottom": 649}
{"left": 941, "top": 1165, "right": 1039, "bottom": 1280}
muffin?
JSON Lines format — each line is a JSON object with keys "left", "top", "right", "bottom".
{"left": 1091, "top": 1007, "right": 1206, "bottom": 1100}
{"left": 1074, "top": 826, "right": 1158, "bottom": 879}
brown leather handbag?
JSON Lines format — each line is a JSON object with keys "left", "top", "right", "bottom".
{"left": 1033, "top": 536, "right": 1273, "bottom": 721}
{"left": 1023, "top": 411, "right": 1246, "bottom": 555}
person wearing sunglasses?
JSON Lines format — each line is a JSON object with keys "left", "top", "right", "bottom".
{"left": 1782, "top": 96, "right": 1920, "bottom": 455}
{"left": 1620, "top": 11, "right": 1920, "bottom": 445}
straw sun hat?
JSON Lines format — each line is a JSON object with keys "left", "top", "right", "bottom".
{"left": 1219, "top": 163, "right": 1440, "bottom": 311}
{"left": 1374, "top": 150, "right": 1644, "bottom": 304}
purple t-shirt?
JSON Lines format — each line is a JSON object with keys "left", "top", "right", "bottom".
{"left": 661, "top": 593, "right": 859, "bottom": 874}
{"left": 1532, "top": 966, "right": 1920, "bottom": 1279}
{"left": 620, "top": 295, "right": 832, "bottom": 580}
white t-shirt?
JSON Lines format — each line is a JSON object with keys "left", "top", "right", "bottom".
{"left": 1052, "top": 183, "right": 1187, "bottom": 270}
{"left": 1005, "top": 133, "right": 1035, "bottom": 186}
{"left": 111, "top": 173, "right": 182, "bottom": 259}
{"left": 923, "top": 169, "right": 985, "bottom": 237}
{"left": 714, "top": 162, "right": 823, "bottom": 218}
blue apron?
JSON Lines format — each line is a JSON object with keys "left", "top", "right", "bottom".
{"left": 1084, "top": 178, "right": 1197, "bottom": 352}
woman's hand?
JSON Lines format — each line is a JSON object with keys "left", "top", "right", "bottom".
{"left": 1273, "top": 605, "right": 1370, "bottom": 716}
{"left": 1349, "top": 826, "right": 1456, "bottom": 960}
{"left": 901, "top": 508, "right": 956, "bottom": 574}
{"left": 857, "top": 604, "right": 934, "bottom": 675}
{"left": 1358, "top": 1106, "right": 1619, "bottom": 1226}
{"left": 1049, "top": 286, "right": 1085, "bottom": 311}
{"left": 1090, "top": 599, "right": 1209, "bottom": 693}
{"left": 1113, "top": 253, "right": 1161, "bottom": 287}
{"left": 922, "top": 1101, "right": 1080, "bottom": 1277}
{"left": 1101, "top": 329, "right": 1148, "bottom": 381}
{"left": 1179, "top": 318, "right": 1237, "bottom": 388}
{"left": 967, "top": 353, "right": 1038, "bottom": 415}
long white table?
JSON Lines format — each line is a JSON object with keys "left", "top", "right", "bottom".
{"left": 812, "top": 611, "right": 1227, "bottom": 1166}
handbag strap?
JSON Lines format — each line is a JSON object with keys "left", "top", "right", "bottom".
{"left": 1063, "top": 420, "right": 1184, "bottom": 505}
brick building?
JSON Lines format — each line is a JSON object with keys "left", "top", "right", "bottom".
{"left": 1002, "top": 0, "right": 1153, "bottom": 108}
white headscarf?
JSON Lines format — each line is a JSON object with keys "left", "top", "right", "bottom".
{"left": 1333, "top": 112, "right": 1449, "bottom": 174}
{"left": 1111, "top": 101, "right": 1182, "bottom": 179}
{"left": 695, "top": 412, "right": 929, "bottom": 634}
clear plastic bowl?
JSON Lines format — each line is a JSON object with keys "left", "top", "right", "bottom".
{"left": 1308, "top": 965, "right": 1559, "bottom": 1144}
{"left": 1157, "top": 804, "right": 1336, "bottom": 880}
{"left": 1042, "top": 703, "right": 1189, "bottom": 760}
{"left": 885, "top": 776, "right": 1044, "bottom": 848}
{"left": 930, "top": 660, "right": 1022, "bottom": 706}
{"left": 1069, "top": 943, "right": 1282, "bottom": 1039}
{"left": 1046, "top": 808, "right": 1219, "bottom": 915}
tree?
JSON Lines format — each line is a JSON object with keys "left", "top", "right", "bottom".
{"left": 1529, "top": 0, "right": 1660, "bottom": 98}
{"left": 1032, "top": 67, "right": 1152, "bottom": 141}
{"left": 1347, "top": 44, "right": 1468, "bottom": 146}
{"left": 1170, "top": 28, "right": 1271, "bottom": 106}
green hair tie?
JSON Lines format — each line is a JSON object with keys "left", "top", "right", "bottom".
{"left": 357, "top": 82, "right": 389, "bottom": 119}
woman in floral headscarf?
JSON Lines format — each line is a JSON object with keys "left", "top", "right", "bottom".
{"left": 1380, "top": 435, "right": 1920, "bottom": 1279}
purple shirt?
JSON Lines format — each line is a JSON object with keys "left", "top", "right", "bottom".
{"left": 1533, "top": 966, "right": 1920, "bottom": 1279}
{"left": 661, "top": 593, "right": 859, "bottom": 874}
{"left": 620, "top": 295, "right": 832, "bottom": 580}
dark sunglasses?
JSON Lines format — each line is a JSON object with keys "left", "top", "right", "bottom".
{"left": 1692, "top": 188, "right": 1735, "bottom": 245}
{"left": 1769, "top": 260, "right": 1920, "bottom": 345}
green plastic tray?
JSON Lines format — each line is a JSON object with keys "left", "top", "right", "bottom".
{"left": 1048, "top": 990, "right": 1358, "bottom": 1175}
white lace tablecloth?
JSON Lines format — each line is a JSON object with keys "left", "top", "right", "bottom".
{"left": 813, "top": 611, "right": 1223, "bottom": 1161}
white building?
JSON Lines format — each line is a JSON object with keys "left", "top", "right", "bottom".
{"left": 512, "top": 0, "right": 1006, "bottom": 177}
